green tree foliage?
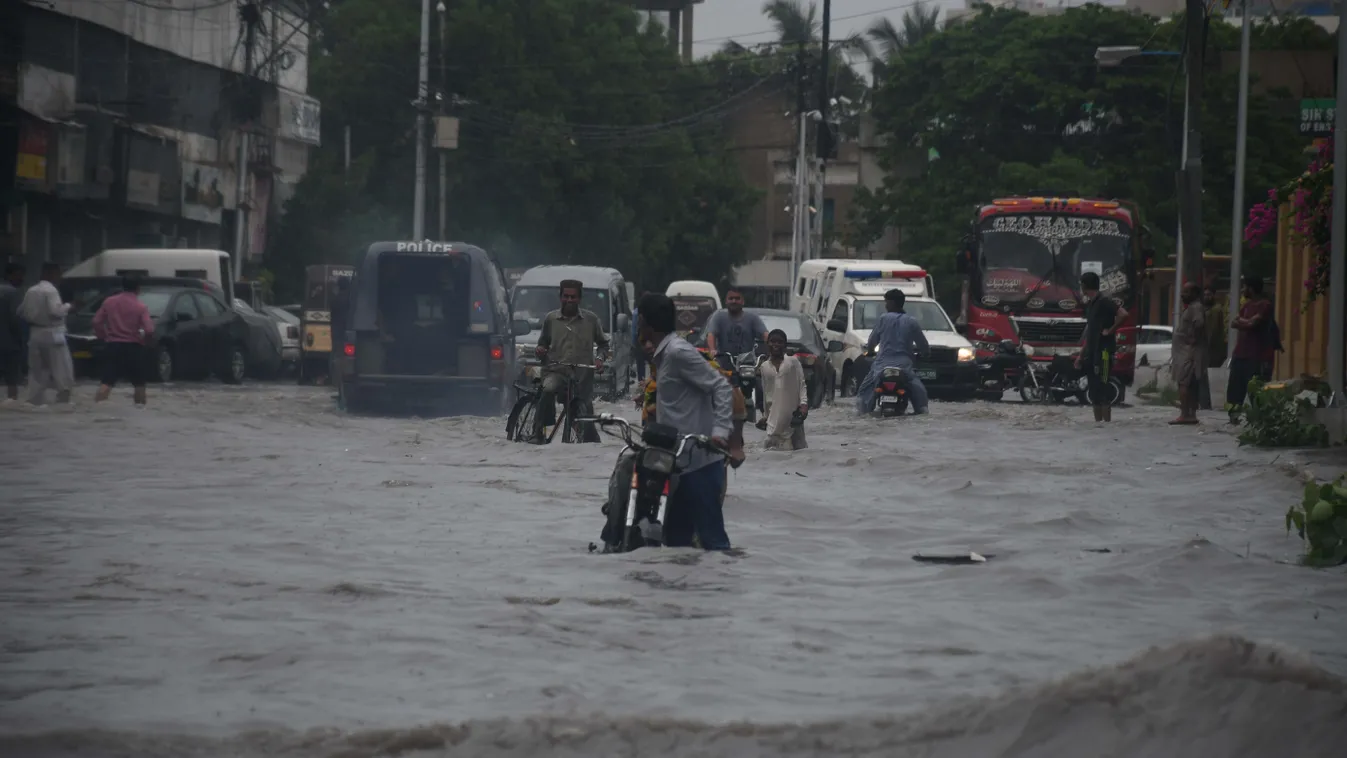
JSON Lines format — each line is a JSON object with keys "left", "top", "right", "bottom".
{"left": 267, "top": 0, "right": 759, "bottom": 301}
{"left": 853, "top": 5, "right": 1318, "bottom": 303}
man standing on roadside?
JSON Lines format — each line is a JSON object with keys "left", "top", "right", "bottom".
{"left": 93, "top": 276, "right": 155, "bottom": 407}
{"left": 1226, "top": 274, "right": 1278, "bottom": 422}
{"left": 1168, "top": 282, "right": 1206, "bottom": 425}
{"left": 19, "top": 262, "right": 75, "bottom": 406}
{"left": 0, "top": 263, "right": 25, "bottom": 403}
{"left": 639, "top": 292, "right": 733, "bottom": 550}
{"left": 1076, "top": 271, "right": 1128, "bottom": 423}
{"left": 704, "top": 287, "right": 766, "bottom": 466}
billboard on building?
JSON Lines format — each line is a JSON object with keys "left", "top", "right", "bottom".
{"left": 15, "top": 116, "right": 51, "bottom": 190}
{"left": 278, "top": 89, "right": 321, "bottom": 146}
{"left": 182, "top": 161, "right": 225, "bottom": 224}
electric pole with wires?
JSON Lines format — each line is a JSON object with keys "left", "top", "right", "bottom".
{"left": 232, "top": 0, "right": 264, "bottom": 278}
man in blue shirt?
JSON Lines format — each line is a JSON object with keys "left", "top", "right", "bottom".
{"left": 856, "top": 289, "right": 929, "bottom": 415}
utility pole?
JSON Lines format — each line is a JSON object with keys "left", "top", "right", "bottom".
{"left": 1326, "top": 0, "right": 1347, "bottom": 403}
{"left": 437, "top": 0, "right": 448, "bottom": 241}
{"left": 412, "top": 0, "right": 431, "bottom": 240}
{"left": 814, "top": 0, "right": 831, "bottom": 262}
{"left": 1226, "top": 0, "right": 1251, "bottom": 364}
{"left": 790, "top": 46, "right": 807, "bottom": 286}
{"left": 1178, "top": 0, "right": 1205, "bottom": 312}
{"left": 233, "top": 1, "right": 260, "bottom": 279}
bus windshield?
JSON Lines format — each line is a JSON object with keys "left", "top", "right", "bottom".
{"left": 977, "top": 214, "right": 1133, "bottom": 307}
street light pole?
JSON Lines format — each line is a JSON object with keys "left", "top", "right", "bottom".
{"left": 412, "top": 0, "right": 431, "bottom": 240}
{"left": 437, "top": 0, "right": 448, "bottom": 241}
{"left": 1226, "top": 0, "right": 1251, "bottom": 365}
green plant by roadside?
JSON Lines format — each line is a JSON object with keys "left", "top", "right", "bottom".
{"left": 1235, "top": 379, "right": 1329, "bottom": 448}
{"left": 1285, "top": 475, "right": 1347, "bottom": 567}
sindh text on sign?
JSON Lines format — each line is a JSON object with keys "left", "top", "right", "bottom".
{"left": 1300, "top": 99, "right": 1334, "bottom": 137}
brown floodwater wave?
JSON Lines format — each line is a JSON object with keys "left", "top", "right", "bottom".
{"left": 4, "top": 635, "right": 1344, "bottom": 758}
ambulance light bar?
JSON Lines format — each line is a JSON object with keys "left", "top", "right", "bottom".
{"left": 843, "top": 269, "right": 927, "bottom": 280}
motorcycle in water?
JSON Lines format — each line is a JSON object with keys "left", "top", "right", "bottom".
{"left": 581, "top": 413, "right": 728, "bottom": 554}
{"left": 1019, "top": 354, "right": 1123, "bottom": 405}
{"left": 715, "top": 350, "right": 761, "bottom": 423}
{"left": 977, "top": 339, "right": 1034, "bottom": 400}
{"left": 872, "top": 365, "right": 912, "bottom": 417}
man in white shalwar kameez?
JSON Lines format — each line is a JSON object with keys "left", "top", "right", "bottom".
{"left": 19, "top": 263, "right": 74, "bottom": 405}
{"left": 756, "top": 329, "right": 808, "bottom": 451}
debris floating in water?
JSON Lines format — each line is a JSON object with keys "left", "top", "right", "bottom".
{"left": 912, "top": 552, "right": 990, "bottom": 564}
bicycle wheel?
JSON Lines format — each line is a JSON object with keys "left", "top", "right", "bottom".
{"left": 506, "top": 395, "right": 535, "bottom": 442}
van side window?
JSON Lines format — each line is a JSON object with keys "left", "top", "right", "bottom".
{"left": 176, "top": 269, "right": 208, "bottom": 279}
{"left": 830, "top": 301, "right": 848, "bottom": 329}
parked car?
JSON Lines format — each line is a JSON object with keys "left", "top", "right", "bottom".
{"left": 261, "top": 304, "right": 302, "bottom": 371}
{"left": 231, "top": 298, "right": 287, "bottom": 378}
{"left": 1134, "top": 324, "right": 1174, "bottom": 367}
{"left": 66, "top": 281, "right": 251, "bottom": 384}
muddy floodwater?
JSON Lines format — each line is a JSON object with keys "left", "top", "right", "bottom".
{"left": 2, "top": 383, "right": 1345, "bottom": 757}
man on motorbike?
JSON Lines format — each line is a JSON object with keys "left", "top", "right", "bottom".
{"left": 534, "top": 279, "right": 610, "bottom": 441}
{"left": 1075, "top": 271, "right": 1128, "bottom": 424}
{"left": 704, "top": 287, "right": 766, "bottom": 467}
{"left": 856, "top": 289, "right": 929, "bottom": 415}
{"left": 639, "top": 292, "right": 733, "bottom": 550}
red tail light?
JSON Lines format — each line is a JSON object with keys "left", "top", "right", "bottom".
{"left": 490, "top": 345, "right": 504, "bottom": 361}
{"left": 343, "top": 343, "right": 355, "bottom": 357}
{"left": 795, "top": 352, "right": 814, "bottom": 360}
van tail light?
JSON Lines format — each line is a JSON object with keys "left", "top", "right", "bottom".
{"left": 343, "top": 343, "right": 355, "bottom": 357}
{"left": 489, "top": 338, "right": 506, "bottom": 382}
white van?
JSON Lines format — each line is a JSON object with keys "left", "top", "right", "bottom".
{"left": 66, "top": 249, "right": 235, "bottom": 294}
{"left": 664, "top": 280, "right": 721, "bottom": 334}
{"left": 805, "top": 262, "right": 979, "bottom": 400}
{"left": 511, "top": 265, "right": 633, "bottom": 397}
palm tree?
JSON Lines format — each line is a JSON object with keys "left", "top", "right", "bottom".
{"left": 864, "top": 1, "right": 941, "bottom": 78}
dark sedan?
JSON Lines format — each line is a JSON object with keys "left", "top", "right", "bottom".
{"left": 691, "top": 308, "right": 839, "bottom": 408}
{"left": 66, "top": 282, "right": 250, "bottom": 384}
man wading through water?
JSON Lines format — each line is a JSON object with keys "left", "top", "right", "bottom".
{"left": 704, "top": 286, "right": 766, "bottom": 467}
{"left": 534, "top": 279, "right": 609, "bottom": 442}
{"left": 19, "top": 263, "right": 75, "bottom": 406}
{"left": 639, "top": 292, "right": 733, "bottom": 550}
{"left": 92, "top": 276, "right": 155, "bottom": 407}
{"left": 756, "top": 328, "right": 809, "bottom": 450}
{"left": 0, "top": 263, "right": 25, "bottom": 403}
{"left": 1076, "top": 271, "right": 1128, "bottom": 423}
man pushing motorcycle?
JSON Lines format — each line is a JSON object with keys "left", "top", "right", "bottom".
{"left": 856, "top": 288, "right": 930, "bottom": 415}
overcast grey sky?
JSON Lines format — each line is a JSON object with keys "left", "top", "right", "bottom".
{"left": 683, "top": 0, "right": 966, "bottom": 55}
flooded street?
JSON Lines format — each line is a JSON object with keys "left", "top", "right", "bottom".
{"left": 2, "top": 383, "right": 1345, "bottom": 757}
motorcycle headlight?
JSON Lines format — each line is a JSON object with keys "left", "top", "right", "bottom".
{"left": 957, "top": 347, "right": 975, "bottom": 363}
{"left": 640, "top": 448, "right": 676, "bottom": 475}
{"left": 1022, "top": 344, "right": 1036, "bottom": 357}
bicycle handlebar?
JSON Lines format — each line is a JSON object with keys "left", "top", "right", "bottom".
{"left": 573, "top": 413, "right": 728, "bottom": 459}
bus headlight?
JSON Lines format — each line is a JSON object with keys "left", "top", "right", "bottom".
{"left": 957, "top": 347, "right": 975, "bottom": 363}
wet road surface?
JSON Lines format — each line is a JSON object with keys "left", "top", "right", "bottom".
{"left": 1, "top": 381, "right": 1345, "bottom": 756}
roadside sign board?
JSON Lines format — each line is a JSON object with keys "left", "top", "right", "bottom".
{"left": 1300, "top": 98, "right": 1335, "bottom": 136}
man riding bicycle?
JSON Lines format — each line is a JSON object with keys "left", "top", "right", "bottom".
{"left": 534, "top": 279, "right": 611, "bottom": 441}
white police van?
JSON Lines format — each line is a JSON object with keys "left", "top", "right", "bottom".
{"left": 796, "top": 260, "right": 978, "bottom": 399}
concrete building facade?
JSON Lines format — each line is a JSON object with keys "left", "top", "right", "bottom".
{"left": 2, "top": 0, "right": 320, "bottom": 283}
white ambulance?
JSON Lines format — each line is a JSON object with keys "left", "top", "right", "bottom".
{"left": 797, "top": 260, "right": 978, "bottom": 399}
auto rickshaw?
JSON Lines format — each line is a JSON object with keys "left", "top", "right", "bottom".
{"left": 299, "top": 263, "right": 355, "bottom": 384}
